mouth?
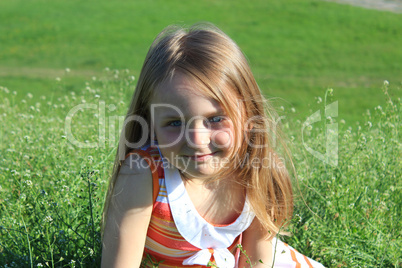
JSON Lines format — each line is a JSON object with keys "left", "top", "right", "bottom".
{"left": 186, "top": 152, "right": 217, "bottom": 161}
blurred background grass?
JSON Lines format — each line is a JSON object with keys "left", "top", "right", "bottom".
{"left": 1, "top": 0, "right": 401, "bottom": 125}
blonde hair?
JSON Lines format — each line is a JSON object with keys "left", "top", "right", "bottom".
{"left": 102, "top": 23, "right": 293, "bottom": 238}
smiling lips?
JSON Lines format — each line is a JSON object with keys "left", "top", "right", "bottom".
{"left": 187, "top": 152, "right": 217, "bottom": 161}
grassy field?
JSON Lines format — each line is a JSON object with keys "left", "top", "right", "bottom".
{"left": 0, "top": 74, "right": 400, "bottom": 267}
{"left": 0, "top": 0, "right": 401, "bottom": 267}
{"left": 1, "top": 0, "right": 401, "bottom": 123}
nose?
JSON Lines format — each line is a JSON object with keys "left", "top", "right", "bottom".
{"left": 185, "top": 121, "right": 211, "bottom": 149}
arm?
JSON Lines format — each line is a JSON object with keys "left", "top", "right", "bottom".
{"left": 101, "top": 157, "right": 153, "bottom": 268}
{"left": 238, "top": 218, "right": 273, "bottom": 268}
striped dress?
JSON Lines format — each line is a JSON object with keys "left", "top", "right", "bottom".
{"left": 127, "top": 146, "right": 325, "bottom": 268}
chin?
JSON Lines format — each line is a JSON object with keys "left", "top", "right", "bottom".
{"left": 180, "top": 167, "right": 220, "bottom": 179}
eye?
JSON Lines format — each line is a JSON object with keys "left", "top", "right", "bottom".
{"left": 209, "top": 116, "right": 223, "bottom": 123}
{"left": 168, "top": 120, "right": 183, "bottom": 127}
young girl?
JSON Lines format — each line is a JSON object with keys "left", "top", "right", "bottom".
{"left": 101, "top": 23, "right": 324, "bottom": 268}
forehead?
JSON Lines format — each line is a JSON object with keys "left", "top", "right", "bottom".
{"left": 151, "top": 72, "right": 224, "bottom": 115}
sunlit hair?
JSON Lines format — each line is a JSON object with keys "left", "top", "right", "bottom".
{"left": 102, "top": 23, "right": 293, "bottom": 238}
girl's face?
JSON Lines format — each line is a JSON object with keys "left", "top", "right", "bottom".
{"left": 150, "top": 72, "right": 237, "bottom": 179}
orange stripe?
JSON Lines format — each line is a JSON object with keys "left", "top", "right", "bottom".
{"left": 143, "top": 249, "right": 203, "bottom": 267}
{"left": 148, "top": 226, "right": 185, "bottom": 241}
{"left": 303, "top": 255, "right": 314, "bottom": 268}
{"left": 289, "top": 248, "right": 301, "bottom": 268}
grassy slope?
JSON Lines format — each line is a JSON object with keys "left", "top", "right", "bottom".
{"left": 0, "top": 0, "right": 401, "bottom": 124}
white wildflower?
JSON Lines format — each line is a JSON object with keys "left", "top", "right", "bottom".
{"left": 295, "top": 214, "right": 302, "bottom": 223}
{"left": 44, "top": 216, "right": 53, "bottom": 223}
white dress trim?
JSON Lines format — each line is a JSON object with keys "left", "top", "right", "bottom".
{"left": 162, "top": 157, "right": 255, "bottom": 267}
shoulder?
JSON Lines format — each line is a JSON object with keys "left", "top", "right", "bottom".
{"left": 112, "top": 153, "right": 154, "bottom": 210}
{"left": 119, "top": 152, "right": 153, "bottom": 176}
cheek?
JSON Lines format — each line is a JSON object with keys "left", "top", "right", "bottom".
{"left": 155, "top": 128, "right": 183, "bottom": 145}
{"left": 211, "top": 129, "right": 234, "bottom": 149}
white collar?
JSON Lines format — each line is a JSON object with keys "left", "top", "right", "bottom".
{"left": 162, "top": 157, "right": 255, "bottom": 250}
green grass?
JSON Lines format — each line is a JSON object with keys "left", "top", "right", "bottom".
{"left": 0, "top": 72, "right": 400, "bottom": 267}
{"left": 0, "top": 0, "right": 401, "bottom": 267}
{"left": 283, "top": 85, "right": 401, "bottom": 267}
{"left": 1, "top": 0, "right": 401, "bottom": 124}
